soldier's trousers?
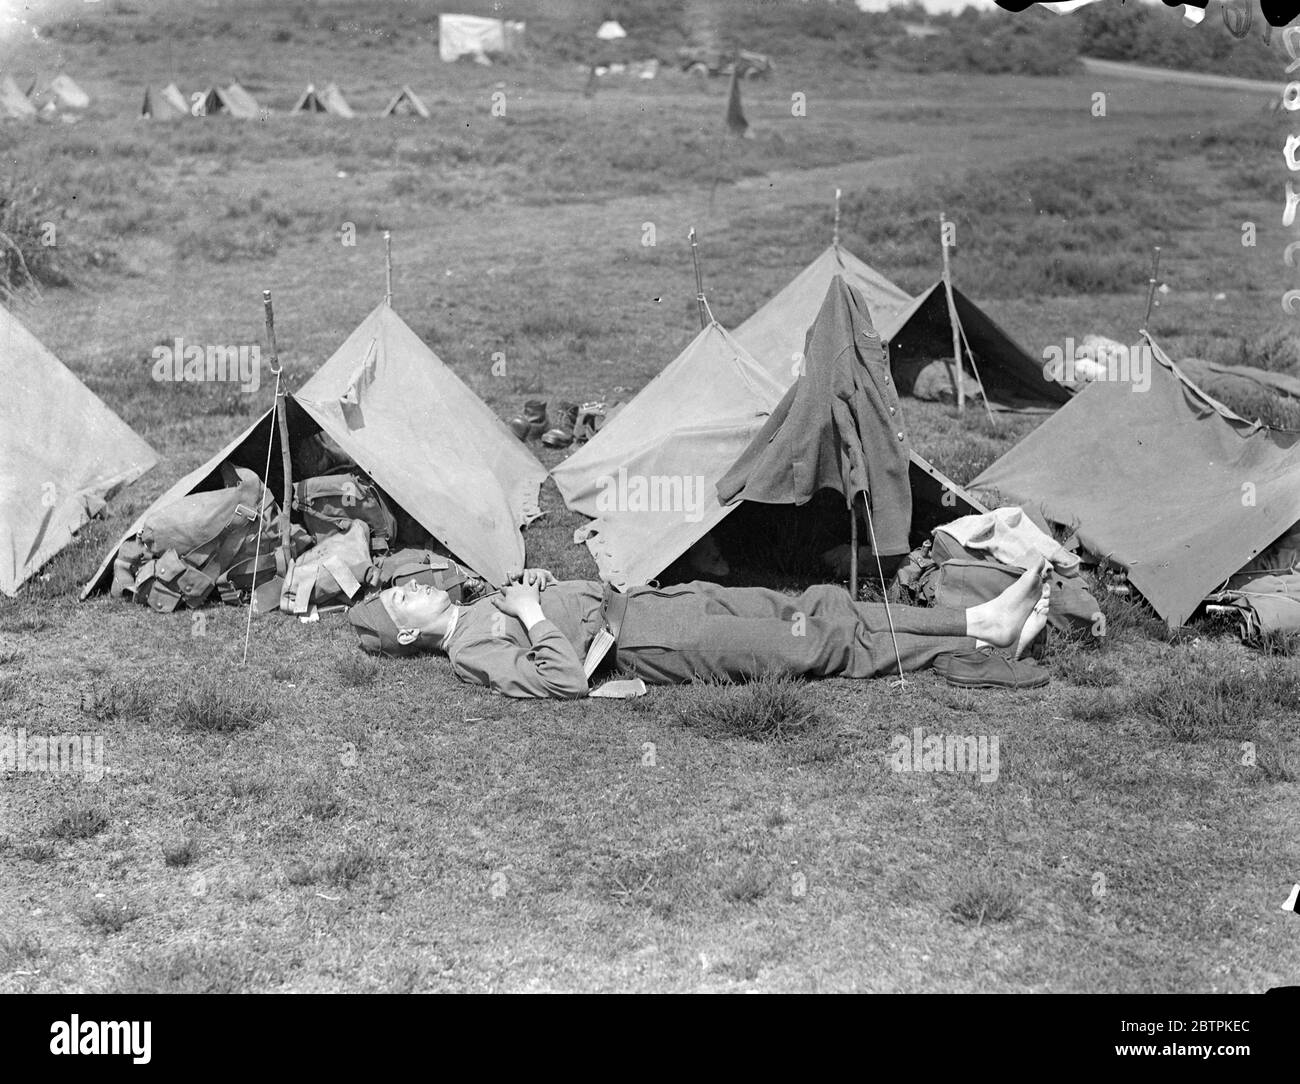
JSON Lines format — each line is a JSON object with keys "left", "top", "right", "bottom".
{"left": 617, "top": 581, "right": 976, "bottom": 684}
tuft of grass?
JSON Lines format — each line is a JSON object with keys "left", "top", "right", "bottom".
{"left": 80, "top": 897, "right": 142, "bottom": 935}
{"left": 1069, "top": 691, "right": 1126, "bottom": 723}
{"left": 1055, "top": 654, "right": 1120, "bottom": 688}
{"left": 1251, "top": 744, "right": 1297, "bottom": 784}
{"left": 174, "top": 676, "right": 275, "bottom": 732}
{"left": 0, "top": 931, "right": 43, "bottom": 970}
{"left": 336, "top": 653, "right": 379, "bottom": 689}
{"left": 284, "top": 861, "right": 318, "bottom": 887}
{"left": 950, "top": 876, "right": 1020, "bottom": 926}
{"left": 16, "top": 841, "right": 55, "bottom": 863}
{"left": 1256, "top": 629, "right": 1300, "bottom": 658}
{"left": 674, "top": 672, "right": 821, "bottom": 743}
{"left": 162, "top": 837, "right": 198, "bottom": 868}
{"left": 79, "top": 679, "right": 153, "bottom": 723}
{"left": 47, "top": 805, "right": 109, "bottom": 842}
{"left": 0, "top": 613, "right": 49, "bottom": 635}
{"left": 723, "top": 861, "right": 773, "bottom": 904}
{"left": 0, "top": 674, "right": 19, "bottom": 703}
{"left": 325, "top": 846, "right": 378, "bottom": 887}
{"left": 270, "top": 663, "right": 298, "bottom": 683}
{"left": 0, "top": 647, "right": 20, "bottom": 666}
{"left": 298, "top": 777, "right": 342, "bottom": 820}
{"left": 228, "top": 774, "right": 274, "bottom": 800}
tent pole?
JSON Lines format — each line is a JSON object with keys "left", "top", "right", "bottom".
{"left": 940, "top": 212, "right": 964, "bottom": 413}
{"left": 384, "top": 230, "right": 393, "bottom": 308}
{"left": 262, "top": 290, "right": 292, "bottom": 554}
{"left": 1142, "top": 245, "right": 1161, "bottom": 329}
{"left": 833, "top": 187, "right": 841, "bottom": 248}
{"left": 689, "top": 227, "right": 707, "bottom": 329}
{"left": 849, "top": 495, "right": 859, "bottom": 598}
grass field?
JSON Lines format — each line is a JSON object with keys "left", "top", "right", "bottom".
{"left": 1, "top": 0, "right": 1298, "bottom": 992}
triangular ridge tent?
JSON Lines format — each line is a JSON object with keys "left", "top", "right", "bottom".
{"left": 0, "top": 76, "right": 37, "bottom": 119}
{"left": 970, "top": 332, "right": 1300, "bottom": 627}
{"left": 597, "top": 20, "right": 627, "bottom": 40}
{"left": 83, "top": 303, "right": 547, "bottom": 597}
{"left": 141, "top": 84, "right": 190, "bottom": 119}
{"left": 2, "top": 306, "right": 158, "bottom": 597}
{"left": 222, "top": 82, "right": 261, "bottom": 118}
{"left": 200, "top": 84, "right": 259, "bottom": 119}
{"left": 35, "top": 74, "right": 90, "bottom": 110}
{"left": 319, "top": 83, "right": 355, "bottom": 117}
{"left": 292, "top": 83, "right": 355, "bottom": 117}
{"left": 291, "top": 84, "right": 326, "bottom": 113}
{"left": 878, "top": 281, "right": 1071, "bottom": 413}
{"left": 553, "top": 321, "right": 787, "bottom": 588}
{"left": 733, "top": 244, "right": 914, "bottom": 387}
{"left": 380, "top": 85, "right": 430, "bottom": 118}
{"left": 720, "top": 275, "right": 986, "bottom": 560}
{"left": 438, "top": 14, "right": 525, "bottom": 63}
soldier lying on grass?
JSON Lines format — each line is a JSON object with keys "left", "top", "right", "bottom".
{"left": 347, "top": 560, "right": 1052, "bottom": 699}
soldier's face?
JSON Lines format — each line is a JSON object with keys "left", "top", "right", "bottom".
{"left": 381, "top": 581, "right": 452, "bottom": 631}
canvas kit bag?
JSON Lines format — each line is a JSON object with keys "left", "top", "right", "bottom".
{"left": 294, "top": 470, "right": 398, "bottom": 550}
{"left": 279, "top": 519, "right": 377, "bottom": 615}
{"left": 111, "top": 464, "right": 311, "bottom": 613}
{"left": 929, "top": 530, "right": 1103, "bottom": 637}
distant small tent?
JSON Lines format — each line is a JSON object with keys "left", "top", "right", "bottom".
{"left": 0, "top": 76, "right": 37, "bottom": 120}
{"left": 380, "top": 85, "right": 430, "bottom": 118}
{"left": 32, "top": 74, "right": 90, "bottom": 111}
{"left": 596, "top": 20, "right": 627, "bottom": 40}
{"left": 141, "top": 83, "right": 190, "bottom": 119}
{"left": 222, "top": 82, "right": 262, "bottom": 118}
{"left": 292, "top": 82, "right": 354, "bottom": 117}
{"left": 200, "top": 83, "right": 260, "bottom": 118}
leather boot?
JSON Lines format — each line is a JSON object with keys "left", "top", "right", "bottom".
{"left": 508, "top": 399, "right": 548, "bottom": 441}
{"left": 541, "top": 401, "right": 579, "bottom": 448}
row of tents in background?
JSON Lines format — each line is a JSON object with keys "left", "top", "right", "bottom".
{"left": 141, "top": 81, "right": 433, "bottom": 120}
{"left": 0, "top": 76, "right": 436, "bottom": 122}
{"left": 0, "top": 73, "right": 90, "bottom": 121}
{"left": 5, "top": 236, "right": 1299, "bottom": 642}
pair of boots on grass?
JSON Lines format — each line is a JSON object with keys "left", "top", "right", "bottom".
{"left": 509, "top": 400, "right": 607, "bottom": 448}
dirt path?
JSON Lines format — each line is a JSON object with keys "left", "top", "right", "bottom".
{"left": 1080, "top": 57, "right": 1279, "bottom": 96}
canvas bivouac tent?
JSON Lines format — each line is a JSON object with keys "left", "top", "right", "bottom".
{"left": 552, "top": 321, "right": 787, "bottom": 589}
{"left": 380, "top": 86, "right": 430, "bottom": 118}
{"left": 85, "top": 303, "right": 547, "bottom": 597}
{"left": 878, "top": 282, "right": 1070, "bottom": 413}
{"left": 733, "top": 243, "right": 913, "bottom": 387}
{"left": 2, "top": 306, "right": 158, "bottom": 597}
{"left": 734, "top": 244, "right": 1068, "bottom": 413}
{"left": 292, "top": 83, "right": 354, "bottom": 117}
{"left": 720, "top": 275, "right": 986, "bottom": 577}
{"left": 33, "top": 74, "right": 90, "bottom": 111}
{"left": 0, "top": 76, "right": 37, "bottom": 120}
{"left": 971, "top": 332, "right": 1300, "bottom": 628}
{"left": 556, "top": 277, "right": 984, "bottom": 590}
{"left": 141, "top": 83, "right": 190, "bottom": 119}
{"left": 199, "top": 83, "right": 260, "bottom": 119}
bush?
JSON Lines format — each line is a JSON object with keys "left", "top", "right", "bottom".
{"left": 0, "top": 178, "right": 74, "bottom": 301}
